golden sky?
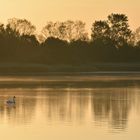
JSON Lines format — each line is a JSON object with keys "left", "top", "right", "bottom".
{"left": 0, "top": 0, "right": 139, "bottom": 31}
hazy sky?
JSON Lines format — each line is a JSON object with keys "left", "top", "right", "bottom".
{"left": 0, "top": 0, "right": 139, "bottom": 31}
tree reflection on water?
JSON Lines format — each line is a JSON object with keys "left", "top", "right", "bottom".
{"left": 0, "top": 80, "right": 139, "bottom": 132}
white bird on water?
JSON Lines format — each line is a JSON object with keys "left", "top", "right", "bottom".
{"left": 6, "top": 96, "right": 16, "bottom": 104}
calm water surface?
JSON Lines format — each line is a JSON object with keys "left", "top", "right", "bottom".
{"left": 0, "top": 74, "right": 140, "bottom": 140}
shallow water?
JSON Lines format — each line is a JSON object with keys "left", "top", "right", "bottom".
{"left": 0, "top": 75, "right": 140, "bottom": 140}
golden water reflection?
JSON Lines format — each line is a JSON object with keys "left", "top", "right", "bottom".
{"left": 0, "top": 86, "right": 139, "bottom": 132}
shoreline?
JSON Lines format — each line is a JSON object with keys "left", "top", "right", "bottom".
{"left": 0, "top": 71, "right": 140, "bottom": 76}
{"left": 0, "top": 63, "right": 140, "bottom": 76}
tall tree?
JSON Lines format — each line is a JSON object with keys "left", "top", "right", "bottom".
{"left": 41, "top": 20, "right": 88, "bottom": 42}
{"left": 0, "top": 23, "right": 5, "bottom": 46}
{"left": 108, "top": 13, "right": 132, "bottom": 47}
{"left": 7, "top": 18, "right": 36, "bottom": 36}
{"left": 91, "top": 20, "right": 110, "bottom": 41}
{"left": 0, "top": 23, "right": 5, "bottom": 34}
{"left": 133, "top": 27, "right": 140, "bottom": 46}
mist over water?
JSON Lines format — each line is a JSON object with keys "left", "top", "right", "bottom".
{"left": 0, "top": 75, "right": 140, "bottom": 140}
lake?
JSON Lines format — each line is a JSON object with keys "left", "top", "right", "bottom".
{"left": 0, "top": 74, "right": 140, "bottom": 140}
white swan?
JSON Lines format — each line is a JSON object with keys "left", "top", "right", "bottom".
{"left": 6, "top": 96, "right": 16, "bottom": 104}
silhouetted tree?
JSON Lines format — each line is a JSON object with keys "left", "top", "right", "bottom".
{"left": 108, "top": 13, "right": 132, "bottom": 47}
{"left": 0, "top": 23, "right": 5, "bottom": 34}
{"left": 0, "top": 14, "right": 139, "bottom": 68}
{"left": 91, "top": 20, "right": 110, "bottom": 41}
{"left": 0, "top": 23, "right": 5, "bottom": 42}
{"left": 133, "top": 27, "right": 140, "bottom": 46}
{"left": 42, "top": 37, "right": 68, "bottom": 47}
{"left": 7, "top": 18, "right": 36, "bottom": 35}
{"left": 42, "top": 20, "right": 88, "bottom": 42}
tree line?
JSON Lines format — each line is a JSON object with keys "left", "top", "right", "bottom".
{"left": 0, "top": 13, "right": 140, "bottom": 65}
